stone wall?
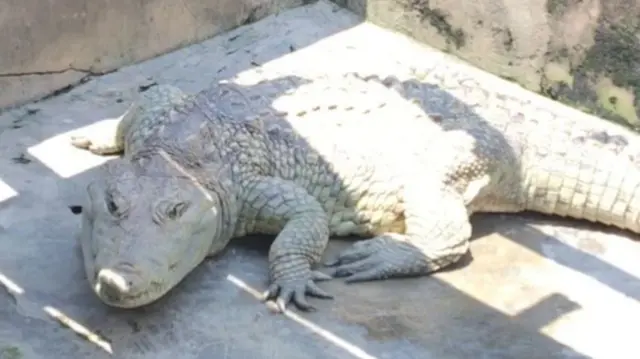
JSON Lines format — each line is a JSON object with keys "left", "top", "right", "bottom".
{"left": 0, "top": 0, "right": 307, "bottom": 110}
{"left": 333, "top": 0, "right": 640, "bottom": 129}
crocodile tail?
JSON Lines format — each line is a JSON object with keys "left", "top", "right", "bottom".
{"left": 522, "top": 130, "right": 640, "bottom": 234}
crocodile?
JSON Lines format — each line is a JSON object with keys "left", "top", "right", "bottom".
{"left": 69, "top": 71, "right": 640, "bottom": 313}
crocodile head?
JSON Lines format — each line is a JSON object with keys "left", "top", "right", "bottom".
{"left": 78, "top": 152, "right": 236, "bottom": 308}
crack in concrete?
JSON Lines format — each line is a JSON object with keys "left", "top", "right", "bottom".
{"left": 0, "top": 274, "right": 50, "bottom": 322}
{"left": 0, "top": 67, "right": 119, "bottom": 111}
{"left": 0, "top": 66, "right": 110, "bottom": 78}
{"left": 0, "top": 283, "right": 18, "bottom": 307}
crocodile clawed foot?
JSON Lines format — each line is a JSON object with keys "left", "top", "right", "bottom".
{"left": 70, "top": 119, "right": 123, "bottom": 155}
{"left": 325, "top": 235, "right": 415, "bottom": 283}
{"left": 262, "top": 270, "right": 333, "bottom": 313}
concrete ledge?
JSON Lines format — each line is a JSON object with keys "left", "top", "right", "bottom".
{"left": 332, "top": 0, "right": 640, "bottom": 129}
{"left": 0, "top": 0, "right": 308, "bottom": 109}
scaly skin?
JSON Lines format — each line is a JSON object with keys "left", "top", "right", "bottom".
{"left": 70, "top": 71, "right": 640, "bottom": 313}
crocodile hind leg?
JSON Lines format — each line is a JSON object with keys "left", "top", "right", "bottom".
{"left": 326, "top": 180, "right": 474, "bottom": 282}
{"left": 326, "top": 128, "right": 495, "bottom": 282}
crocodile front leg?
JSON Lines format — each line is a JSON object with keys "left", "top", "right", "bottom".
{"left": 69, "top": 103, "right": 136, "bottom": 156}
{"left": 237, "top": 176, "right": 334, "bottom": 312}
{"left": 326, "top": 178, "right": 475, "bottom": 283}
{"left": 70, "top": 84, "right": 191, "bottom": 156}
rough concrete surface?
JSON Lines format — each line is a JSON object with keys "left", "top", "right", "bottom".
{"left": 1, "top": 2, "right": 639, "bottom": 358}
{"left": 0, "top": 0, "right": 307, "bottom": 110}
{"left": 332, "top": 0, "right": 640, "bottom": 129}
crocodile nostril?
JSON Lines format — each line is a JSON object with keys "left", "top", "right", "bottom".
{"left": 96, "top": 268, "right": 131, "bottom": 302}
{"left": 114, "top": 262, "right": 137, "bottom": 272}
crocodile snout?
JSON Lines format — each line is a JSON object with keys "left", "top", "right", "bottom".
{"left": 94, "top": 263, "right": 143, "bottom": 306}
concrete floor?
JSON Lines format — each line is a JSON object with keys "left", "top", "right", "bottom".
{"left": 1, "top": 2, "right": 639, "bottom": 358}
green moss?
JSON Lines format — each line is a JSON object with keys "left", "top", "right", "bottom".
{"left": 407, "top": 1, "right": 467, "bottom": 50}
{"left": 0, "top": 346, "right": 22, "bottom": 359}
{"left": 544, "top": 62, "right": 574, "bottom": 89}
{"left": 577, "top": 21, "right": 640, "bottom": 127}
{"left": 546, "top": 0, "right": 569, "bottom": 16}
{"left": 595, "top": 77, "right": 639, "bottom": 125}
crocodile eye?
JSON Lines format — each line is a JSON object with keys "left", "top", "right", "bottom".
{"left": 167, "top": 202, "right": 188, "bottom": 220}
{"left": 106, "top": 198, "right": 118, "bottom": 215}
{"left": 68, "top": 205, "right": 83, "bottom": 215}
{"left": 105, "top": 192, "right": 121, "bottom": 216}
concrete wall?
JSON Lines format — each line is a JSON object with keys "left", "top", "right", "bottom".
{"left": 332, "top": 0, "right": 640, "bottom": 129}
{"left": 3, "top": 0, "right": 638, "bottom": 129}
{"left": 0, "top": 0, "right": 307, "bottom": 110}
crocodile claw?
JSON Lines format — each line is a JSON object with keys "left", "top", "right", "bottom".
{"left": 262, "top": 270, "right": 333, "bottom": 313}
{"left": 325, "top": 236, "right": 415, "bottom": 283}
